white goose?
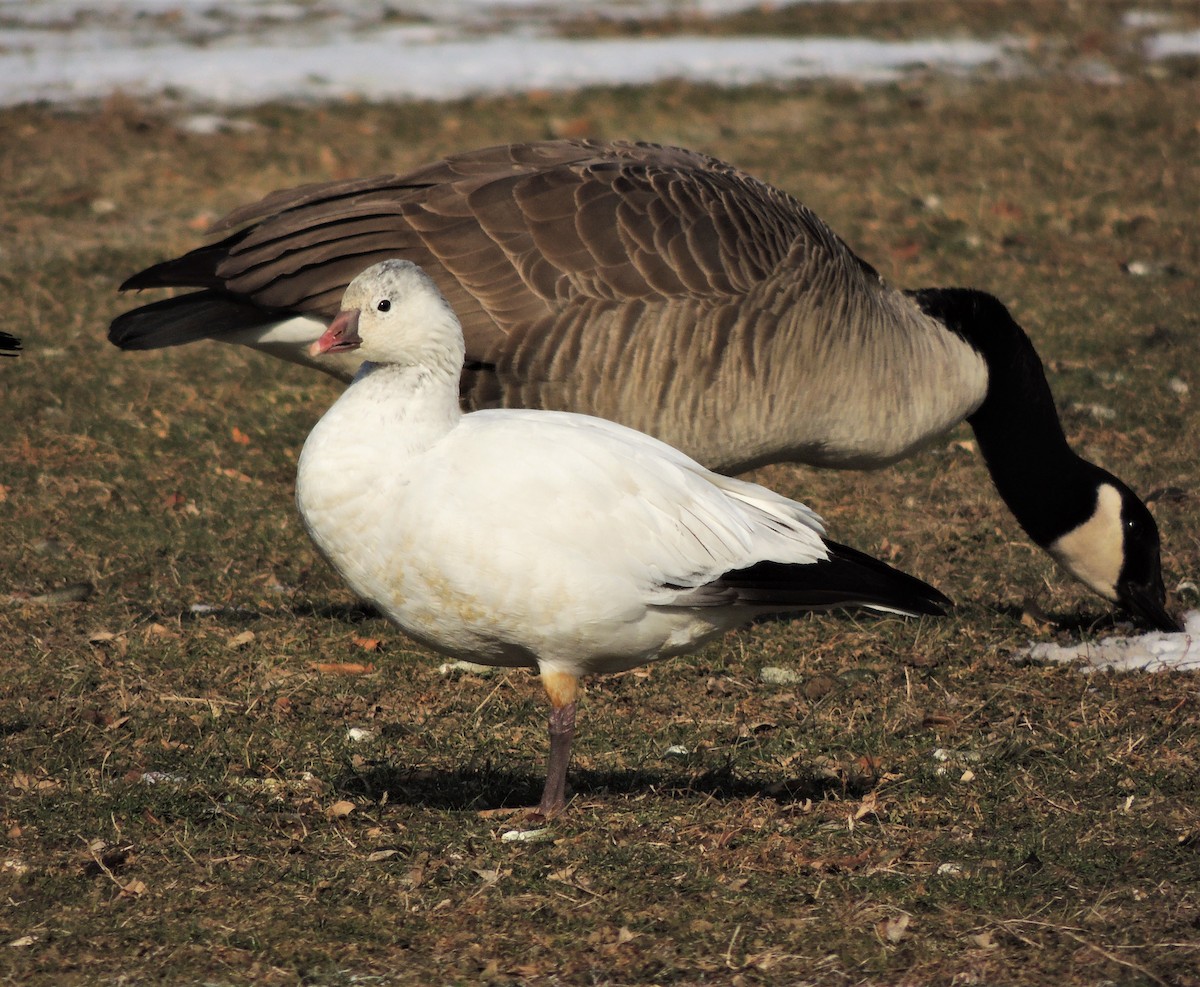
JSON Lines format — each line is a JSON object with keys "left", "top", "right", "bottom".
{"left": 296, "top": 260, "right": 949, "bottom": 815}
{"left": 111, "top": 139, "right": 1177, "bottom": 631}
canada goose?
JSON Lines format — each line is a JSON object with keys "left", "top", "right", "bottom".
{"left": 110, "top": 139, "right": 1178, "bottom": 631}
{"left": 297, "top": 260, "right": 950, "bottom": 815}
{"left": 0, "top": 333, "right": 20, "bottom": 357}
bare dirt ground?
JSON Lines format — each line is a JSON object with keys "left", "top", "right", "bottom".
{"left": 2, "top": 6, "right": 1199, "bottom": 984}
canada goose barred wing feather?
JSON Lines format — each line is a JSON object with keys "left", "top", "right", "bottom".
{"left": 118, "top": 140, "right": 983, "bottom": 470}
{"left": 122, "top": 139, "right": 852, "bottom": 333}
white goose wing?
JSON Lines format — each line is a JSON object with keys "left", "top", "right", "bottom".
{"left": 421, "top": 409, "right": 829, "bottom": 601}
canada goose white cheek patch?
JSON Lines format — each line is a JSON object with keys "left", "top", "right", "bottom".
{"left": 1047, "top": 483, "right": 1125, "bottom": 601}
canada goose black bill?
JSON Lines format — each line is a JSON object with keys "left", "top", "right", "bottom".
{"left": 108, "top": 139, "right": 1177, "bottom": 630}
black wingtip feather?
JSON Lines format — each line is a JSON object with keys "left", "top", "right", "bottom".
{"left": 0, "top": 332, "right": 21, "bottom": 356}
{"left": 717, "top": 540, "right": 951, "bottom": 618}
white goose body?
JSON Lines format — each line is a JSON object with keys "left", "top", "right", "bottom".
{"left": 301, "top": 380, "right": 827, "bottom": 674}
{"left": 112, "top": 139, "right": 1176, "bottom": 630}
{"left": 296, "top": 261, "right": 949, "bottom": 814}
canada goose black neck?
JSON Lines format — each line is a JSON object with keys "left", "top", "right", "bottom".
{"left": 910, "top": 287, "right": 1176, "bottom": 631}
{"left": 908, "top": 287, "right": 1096, "bottom": 545}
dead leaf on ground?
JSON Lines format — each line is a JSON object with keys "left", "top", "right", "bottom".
{"left": 1020, "top": 597, "right": 1054, "bottom": 631}
{"left": 310, "top": 661, "right": 376, "bottom": 676}
{"left": 12, "top": 772, "right": 62, "bottom": 792}
{"left": 795, "top": 849, "right": 895, "bottom": 873}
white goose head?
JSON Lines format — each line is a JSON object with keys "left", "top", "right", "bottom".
{"left": 309, "top": 259, "right": 464, "bottom": 376}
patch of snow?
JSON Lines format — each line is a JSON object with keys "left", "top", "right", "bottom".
{"left": 500, "top": 827, "right": 556, "bottom": 842}
{"left": 438, "top": 659, "right": 498, "bottom": 676}
{"left": 1145, "top": 29, "right": 1200, "bottom": 60}
{"left": 0, "top": 29, "right": 1012, "bottom": 107}
{"left": 1122, "top": 11, "right": 1175, "bottom": 30}
{"left": 1021, "top": 610, "right": 1200, "bottom": 674}
{"left": 176, "top": 113, "right": 260, "bottom": 135}
{"left": 759, "top": 665, "right": 802, "bottom": 684}
{"left": 0, "top": 0, "right": 1014, "bottom": 108}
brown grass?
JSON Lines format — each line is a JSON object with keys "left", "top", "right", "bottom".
{"left": 2, "top": 7, "right": 1199, "bottom": 984}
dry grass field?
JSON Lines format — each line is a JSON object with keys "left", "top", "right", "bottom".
{"left": 2, "top": 3, "right": 1200, "bottom": 984}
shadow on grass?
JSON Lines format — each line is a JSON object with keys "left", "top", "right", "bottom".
{"left": 166, "top": 599, "right": 382, "bottom": 624}
{"left": 335, "top": 761, "right": 876, "bottom": 812}
{"left": 992, "top": 603, "right": 1157, "bottom": 636}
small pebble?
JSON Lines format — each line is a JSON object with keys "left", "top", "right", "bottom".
{"left": 139, "top": 771, "right": 187, "bottom": 786}
{"left": 932, "top": 748, "right": 981, "bottom": 763}
{"left": 1069, "top": 402, "right": 1116, "bottom": 421}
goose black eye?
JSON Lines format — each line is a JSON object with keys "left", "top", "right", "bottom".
{"left": 377, "top": 299, "right": 391, "bottom": 312}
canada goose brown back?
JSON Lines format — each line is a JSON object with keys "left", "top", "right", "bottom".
{"left": 110, "top": 139, "right": 1177, "bottom": 630}
{"left": 115, "top": 140, "right": 984, "bottom": 471}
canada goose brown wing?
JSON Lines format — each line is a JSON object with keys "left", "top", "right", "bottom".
{"left": 125, "top": 140, "right": 867, "bottom": 360}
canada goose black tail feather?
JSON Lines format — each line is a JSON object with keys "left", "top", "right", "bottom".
{"left": 108, "top": 291, "right": 272, "bottom": 350}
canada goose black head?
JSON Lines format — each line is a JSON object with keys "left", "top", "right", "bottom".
{"left": 911, "top": 288, "right": 1179, "bottom": 632}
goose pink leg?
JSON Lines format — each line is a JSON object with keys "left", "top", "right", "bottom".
{"left": 536, "top": 670, "right": 580, "bottom": 817}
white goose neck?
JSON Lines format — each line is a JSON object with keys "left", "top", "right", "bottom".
{"left": 320, "top": 360, "right": 462, "bottom": 460}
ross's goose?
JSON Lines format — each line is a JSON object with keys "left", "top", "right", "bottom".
{"left": 296, "top": 260, "right": 950, "bottom": 816}
{"left": 111, "top": 140, "right": 1177, "bottom": 631}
